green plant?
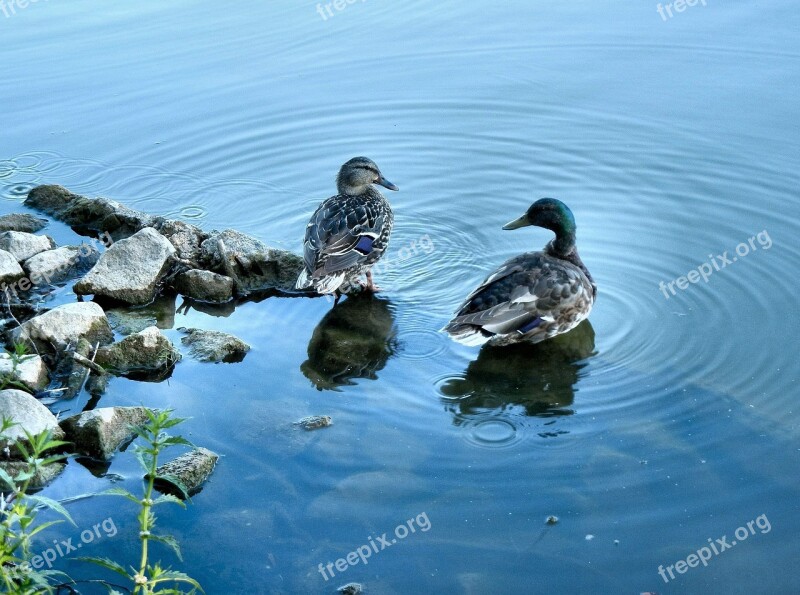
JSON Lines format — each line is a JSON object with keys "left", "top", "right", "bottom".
{"left": 81, "top": 409, "right": 202, "bottom": 594}
{"left": 0, "top": 343, "right": 34, "bottom": 392}
{"left": 0, "top": 417, "right": 73, "bottom": 594}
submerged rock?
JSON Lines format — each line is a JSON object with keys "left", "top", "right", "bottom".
{"left": 0, "top": 353, "right": 49, "bottom": 393}
{"left": 173, "top": 269, "right": 234, "bottom": 304}
{"left": 11, "top": 302, "right": 113, "bottom": 354}
{"left": 60, "top": 406, "right": 152, "bottom": 460}
{"left": 0, "top": 231, "right": 54, "bottom": 263}
{"left": 199, "top": 229, "right": 304, "bottom": 295}
{"left": 74, "top": 227, "right": 175, "bottom": 305}
{"left": 154, "top": 219, "right": 207, "bottom": 264}
{"left": 0, "top": 213, "right": 48, "bottom": 234}
{"left": 294, "top": 415, "right": 332, "bottom": 431}
{"left": 0, "top": 459, "right": 66, "bottom": 488}
{"left": 179, "top": 328, "right": 250, "bottom": 363}
{"left": 0, "top": 250, "right": 24, "bottom": 285}
{"left": 154, "top": 447, "right": 218, "bottom": 497}
{"left": 95, "top": 326, "right": 181, "bottom": 375}
{"left": 106, "top": 293, "right": 177, "bottom": 335}
{"left": 0, "top": 389, "right": 65, "bottom": 458}
{"left": 23, "top": 244, "right": 100, "bottom": 286}
{"left": 338, "top": 583, "right": 363, "bottom": 595}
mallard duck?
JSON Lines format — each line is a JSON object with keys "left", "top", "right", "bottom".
{"left": 296, "top": 157, "right": 398, "bottom": 296}
{"left": 443, "top": 198, "right": 596, "bottom": 347}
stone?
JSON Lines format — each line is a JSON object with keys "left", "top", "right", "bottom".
{"left": 154, "top": 219, "right": 207, "bottom": 263}
{"left": 199, "top": 229, "right": 305, "bottom": 295}
{"left": 106, "top": 293, "right": 176, "bottom": 335}
{"left": 154, "top": 447, "right": 218, "bottom": 497}
{"left": 0, "top": 213, "right": 48, "bottom": 234}
{"left": 0, "top": 389, "right": 65, "bottom": 458}
{"left": 0, "top": 231, "right": 55, "bottom": 262}
{"left": 95, "top": 326, "right": 181, "bottom": 375}
{"left": 179, "top": 328, "right": 250, "bottom": 363}
{"left": 0, "top": 460, "right": 66, "bottom": 488}
{"left": 173, "top": 269, "right": 234, "bottom": 303}
{"left": 74, "top": 227, "right": 175, "bottom": 305}
{"left": 0, "top": 353, "right": 49, "bottom": 393}
{"left": 0, "top": 250, "right": 24, "bottom": 285}
{"left": 294, "top": 415, "right": 332, "bottom": 431}
{"left": 60, "top": 406, "right": 152, "bottom": 459}
{"left": 23, "top": 244, "right": 100, "bottom": 286}
{"left": 11, "top": 302, "right": 113, "bottom": 354}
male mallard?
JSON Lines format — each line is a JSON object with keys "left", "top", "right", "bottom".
{"left": 443, "top": 198, "right": 596, "bottom": 347}
{"left": 296, "top": 157, "right": 398, "bottom": 296}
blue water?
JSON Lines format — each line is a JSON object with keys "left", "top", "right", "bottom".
{"left": 3, "top": 1, "right": 800, "bottom": 593}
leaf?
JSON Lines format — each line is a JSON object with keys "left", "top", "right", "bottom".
{"left": 159, "top": 435, "right": 193, "bottom": 448}
{"left": 26, "top": 519, "right": 64, "bottom": 538}
{"left": 77, "top": 556, "right": 132, "bottom": 579}
{"left": 27, "top": 494, "right": 75, "bottom": 525}
{"left": 149, "top": 569, "right": 203, "bottom": 591}
{"left": 101, "top": 486, "right": 141, "bottom": 504}
{"left": 0, "top": 466, "right": 15, "bottom": 489}
{"left": 152, "top": 494, "right": 186, "bottom": 509}
{"left": 149, "top": 533, "right": 183, "bottom": 561}
{"left": 153, "top": 473, "right": 190, "bottom": 500}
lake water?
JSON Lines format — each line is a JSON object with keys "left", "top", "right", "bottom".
{"left": 3, "top": 1, "right": 799, "bottom": 593}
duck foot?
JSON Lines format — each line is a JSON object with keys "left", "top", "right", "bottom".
{"left": 365, "top": 271, "right": 382, "bottom": 293}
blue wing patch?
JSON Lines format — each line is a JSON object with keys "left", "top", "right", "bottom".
{"left": 355, "top": 235, "right": 375, "bottom": 255}
{"left": 518, "top": 317, "right": 543, "bottom": 333}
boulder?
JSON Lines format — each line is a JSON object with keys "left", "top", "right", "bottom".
{"left": 0, "top": 250, "right": 24, "bottom": 285}
{"left": 74, "top": 227, "right": 175, "bottom": 305}
{"left": 23, "top": 244, "right": 100, "bottom": 286}
{"left": 154, "top": 219, "right": 207, "bottom": 263}
{"left": 173, "top": 269, "right": 234, "bottom": 303}
{"left": 11, "top": 302, "right": 113, "bottom": 354}
{"left": 179, "top": 328, "right": 250, "bottom": 363}
{"left": 154, "top": 447, "right": 218, "bottom": 497}
{"left": 95, "top": 326, "right": 181, "bottom": 375}
{"left": 199, "top": 229, "right": 304, "bottom": 295}
{"left": 0, "top": 389, "right": 65, "bottom": 458}
{"left": 60, "top": 406, "right": 152, "bottom": 459}
{"left": 0, "top": 231, "right": 55, "bottom": 262}
{"left": 0, "top": 213, "right": 48, "bottom": 234}
{"left": 0, "top": 459, "right": 65, "bottom": 488}
{"left": 0, "top": 353, "right": 49, "bottom": 393}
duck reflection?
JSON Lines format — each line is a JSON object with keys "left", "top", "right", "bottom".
{"left": 302, "top": 294, "right": 398, "bottom": 390}
{"left": 441, "top": 320, "right": 596, "bottom": 419}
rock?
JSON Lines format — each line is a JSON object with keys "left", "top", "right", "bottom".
{"left": 0, "top": 353, "right": 49, "bottom": 393}
{"left": 199, "top": 229, "right": 304, "bottom": 295}
{"left": 11, "top": 302, "right": 113, "bottom": 354}
{"left": 0, "top": 459, "right": 66, "bottom": 488}
{"left": 0, "top": 213, "right": 48, "bottom": 234}
{"left": 60, "top": 406, "right": 152, "bottom": 459}
{"left": 154, "top": 219, "right": 207, "bottom": 263}
{"left": 106, "top": 294, "right": 176, "bottom": 335}
{"left": 23, "top": 244, "right": 100, "bottom": 286}
{"left": 173, "top": 269, "right": 234, "bottom": 303}
{"left": 179, "top": 328, "right": 250, "bottom": 363}
{"left": 74, "top": 227, "right": 175, "bottom": 305}
{"left": 294, "top": 415, "right": 332, "bottom": 431}
{"left": 338, "top": 583, "right": 363, "bottom": 595}
{"left": 95, "top": 326, "right": 181, "bottom": 375}
{"left": 0, "top": 231, "right": 55, "bottom": 262}
{"left": 0, "top": 250, "right": 25, "bottom": 285}
{"left": 25, "top": 185, "right": 154, "bottom": 239}
{"left": 0, "top": 389, "right": 65, "bottom": 458}
{"left": 48, "top": 338, "right": 94, "bottom": 401}
{"left": 154, "top": 447, "right": 218, "bottom": 497}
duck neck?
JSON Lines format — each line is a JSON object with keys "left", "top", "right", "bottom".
{"left": 546, "top": 229, "right": 576, "bottom": 259}
{"left": 337, "top": 182, "right": 383, "bottom": 199}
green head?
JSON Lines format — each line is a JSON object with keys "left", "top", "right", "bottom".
{"left": 503, "top": 198, "right": 577, "bottom": 252}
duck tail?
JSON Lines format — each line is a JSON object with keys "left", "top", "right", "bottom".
{"left": 441, "top": 322, "right": 492, "bottom": 347}
{"left": 295, "top": 268, "right": 313, "bottom": 290}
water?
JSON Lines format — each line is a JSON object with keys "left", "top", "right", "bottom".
{"left": 3, "top": 1, "right": 799, "bottom": 593}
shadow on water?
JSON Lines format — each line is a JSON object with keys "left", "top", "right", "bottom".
{"left": 441, "top": 320, "right": 596, "bottom": 422}
{"left": 301, "top": 293, "right": 399, "bottom": 390}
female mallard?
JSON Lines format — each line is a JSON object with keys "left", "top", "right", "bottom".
{"left": 443, "top": 198, "right": 596, "bottom": 347}
{"left": 296, "top": 157, "right": 398, "bottom": 296}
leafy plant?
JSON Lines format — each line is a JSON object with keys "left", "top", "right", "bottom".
{"left": 0, "top": 417, "right": 73, "bottom": 594}
{"left": 81, "top": 409, "right": 202, "bottom": 594}
{"left": 0, "top": 343, "right": 35, "bottom": 392}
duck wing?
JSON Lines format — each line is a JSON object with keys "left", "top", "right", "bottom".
{"left": 303, "top": 195, "right": 389, "bottom": 278}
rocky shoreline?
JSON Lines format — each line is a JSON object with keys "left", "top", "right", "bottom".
{"left": 0, "top": 184, "right": 311, "bottom": 492}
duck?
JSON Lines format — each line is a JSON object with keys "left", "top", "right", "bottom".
{"left": 443, "top": 198, "right": 596, "bottom": 347}
{"left": 296, "top": 157, "right": 398, "bottom": 297}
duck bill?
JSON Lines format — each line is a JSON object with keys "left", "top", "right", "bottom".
{"left": 377, "top": 176, "right": 399, "bottom": 191}
{"left": 502, "top": 215, "right": 530, "bottom": 230}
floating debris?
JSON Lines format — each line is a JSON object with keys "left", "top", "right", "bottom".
{"left": 545, "top": 515, "right": 559, "bottom": 525}
{"left": 294, "top": 415, "right": 332, "bottom": 431}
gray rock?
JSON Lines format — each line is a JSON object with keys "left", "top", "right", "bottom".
{"left": 106, "top": 293, "right": 176, "bottom": 335}
{"left": 154, "top": 447, "right": 218, "bottom": 497}
{"left": 74, "top": 227, "right": 175, "bottom": 305}
{"left": 0, "top": 353, "right": 49, "bottom": 393}
{"left": 48, "top": 338, "right": 94, "bottom": 401}
{"left": 95, "top": 326, "right": 181, "bottom": 375}
{"left": 0, "top": 231, "right": 55, "bottom": 262}
{"left": 154, "top": 219, "right": 208, "bottom": 263}
{"left": 0, "top": 213, "right": 48, "bottom": 234}
{"left": 0, "top": 250, "right": 24, "bottom": 285}
{"left": 0, "top": 459, "right": 66, "bottom": 488}
{"left": 60, "top": 406, "right": 152, "bottom": 459}
{"left": 294, "top": 415, "right": 332, "bottom": 431}
{"left": 173, "top": 269, "right": 234, "bottom": 303}
{"left": 0, "top": 389, "right": 65, "bottom": 459}
{"left": 199, "top": 229, "right": 305, "bottom": 295}
{"left": 338, "top": 583, "right": 363, "bottom": 595}
{"left": 23, "top": 244, "right": 100, "bottom": 286}
{"left": 179, "top": 328, "right": 250, "bottom": 363}
{"left": 11, "top": 302, "right": 114, "bottom": 354}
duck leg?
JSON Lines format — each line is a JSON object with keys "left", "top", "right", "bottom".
{"left": 366, "top": 270, "right": 382, "bottom": 292}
